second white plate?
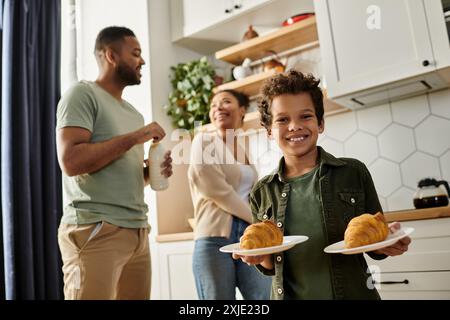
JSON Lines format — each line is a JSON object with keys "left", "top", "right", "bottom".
{"left": 323, "top": 227, "right": 414, "bottom": 255}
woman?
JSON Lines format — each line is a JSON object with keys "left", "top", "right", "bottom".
{"left": 188, "top": 89, "right": 271, "bottom": 300}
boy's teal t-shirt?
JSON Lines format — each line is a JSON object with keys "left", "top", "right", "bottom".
{"left": 56, "top": 81, "right": 148, "bottom": 228}
{"left": 283, "top": 166, "right": 334, "bottom": 299}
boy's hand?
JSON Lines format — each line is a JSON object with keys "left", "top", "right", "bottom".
{"left": 232, "top": 253, "right": 265, "bottom": 265}
{"left": 232, "top": 253, "right": 274, "bottom": 270}
{"left": 373, "top": 222, "right": 411, "bottom": 256}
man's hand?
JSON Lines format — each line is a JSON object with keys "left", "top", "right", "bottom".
{"left": 143, "top": 150, "right": 173, "bottom": 185}
{"left": 373, "top": 222, "right": 411, "bottom": 256}
{"left": 134, "top": 122, "right": 166, "bottom": 145}
{"left": 160, "top": 150, "right": 173, "bottom": 178}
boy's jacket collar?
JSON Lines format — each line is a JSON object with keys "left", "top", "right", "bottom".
{"left": 266, "top": 146, "right": 346, "bottom": 183}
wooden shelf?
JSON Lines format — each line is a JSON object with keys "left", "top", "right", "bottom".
{"left": 215, "top": 16, "right": 318, "bottom": 65}
{"left": 213, "top": 69, "right": 348, "bottom": 117}
{"left": 213, "top": 69, "right": 277, "bottom": 98}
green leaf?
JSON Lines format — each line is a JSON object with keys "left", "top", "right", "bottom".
{"left": 166, "top": 57, "right": 217, "bottom": 130}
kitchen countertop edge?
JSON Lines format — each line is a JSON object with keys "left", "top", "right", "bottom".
{"left": 155, "top": 206, "right": 450, "bottom": 243}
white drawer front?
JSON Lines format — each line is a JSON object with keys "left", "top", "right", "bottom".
{"left": 375, "top": 271, "right": 450, "bottom": 300}
{"left": 381, "top": 291, "right": 450, "bottom": 300}
{"left": 366, "top": 218, "right": 450, "bottom": 272}
{"left": 400, "top": 218, "right": 450, "bottom": 238}
{"left": 366, "top": 242, "right": 450, "bottom": 272}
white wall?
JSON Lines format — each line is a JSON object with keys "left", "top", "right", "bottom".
{"left": 145, "top": 0, "right": 202, "bottom": 300}
{"left": 145, "top": 0, "right": 201, "bottom": 236}
{"left": 74, "top": 0, "right": 152, "bottom": 123}
{"left": 251, "top": 88, "right": 450, "bottom": 213}
{"left": 70, "top": 0, "right": 202, "bottom": 300}
{"left": 318, "top": 88, "right": 450, "bottom": 212}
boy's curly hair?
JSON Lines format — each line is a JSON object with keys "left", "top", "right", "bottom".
{"left": 258, "top": 70, "right": 324, "bottom": 130}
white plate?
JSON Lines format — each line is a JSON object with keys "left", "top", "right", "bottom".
{"left": 323, "top": 227, "right": 414, "bottom": 255}
{"left": 219, "top": 235, "right": 309, "bottom": 256}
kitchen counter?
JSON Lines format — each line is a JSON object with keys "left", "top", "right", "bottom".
{"left": 155, "top": 232, "right": 194, "bottom": 243}
{"left": 155, "top": 206, "right": 450, "bottom": 243}
{"left": 384, "top": 205, "right": 450, "bottom": 222}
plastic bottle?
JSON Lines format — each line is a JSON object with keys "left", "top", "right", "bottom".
{"left": 148, "top": 142, "right": 169, "bottom": 191}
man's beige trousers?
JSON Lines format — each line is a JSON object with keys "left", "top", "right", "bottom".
{"left": 58, "top": 221, "right": 151, "bottom": 300}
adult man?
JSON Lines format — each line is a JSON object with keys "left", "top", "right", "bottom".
{"left": 56, "top": 26, "right": 172, "bottom": 300}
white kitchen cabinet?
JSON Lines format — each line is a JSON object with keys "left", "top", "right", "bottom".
{"left": 153, "top": 239, "right": 246, "bottom": 300}
{"left": 170, "top": 0, "right": 315, "bottom": 53}
{"left": 155, "top": 240, "right": 198, "bottom": 300}
{"left": 175, "top": 0, "right": 229, "bottom": 38}
{"left": 365, "top": 217, "right": 450, "bottom": 300}
{"left": 171, "top": 0, "right": 272, "bottom": 41}
{"left": 314, "top": 0, "right": 450, "bottom": 108}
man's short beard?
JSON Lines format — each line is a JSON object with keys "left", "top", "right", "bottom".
{"left": 117, "top": 63, "right": 140, "bottom": 85}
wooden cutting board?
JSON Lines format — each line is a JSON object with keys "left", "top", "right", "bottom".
{"left": 384, "top": 206, "right": 450, "bottom": 222}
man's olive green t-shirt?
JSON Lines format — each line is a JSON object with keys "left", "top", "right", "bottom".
{"left": 284, "top": 166, "right": 333, "bottom": 299}
{"left": 56, "top": 81, "right": 148, "bottom": 228}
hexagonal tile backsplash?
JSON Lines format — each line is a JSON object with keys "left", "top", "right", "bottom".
{"left": 319, "top": 89, "right": 450, "bottom": 211}
{"left": 251, "top": 89, "right": 450, "bottom": 212}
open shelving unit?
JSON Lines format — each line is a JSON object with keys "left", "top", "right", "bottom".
{"left": 215, "top": 16, "right": 319, "bottom": 65}
{"left": 213, "top": 15, "right": 347, "bottom": 120}
{"left": 213, "top": 69, "right": 277, "bottom": 97}
{"left": 213, "top": 69, "right": 347, "bottom": 117}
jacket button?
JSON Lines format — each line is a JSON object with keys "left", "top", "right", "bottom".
{"left": 277, "top": 222, "right": 283, "bottom": 228}
{"left": 276, "top": 256, "right": 282, "bottom": 262}
{"left": 281, "top": 193, "right": 287, "bottom": 198}
{"left": 350, "top": 197, "right": 356, "bottom": 204}
{"left": 277, "top": 288, "right": 283, "bottom": 294}
{"left": 263, "top": 214, "right": 268, "bottom": 220}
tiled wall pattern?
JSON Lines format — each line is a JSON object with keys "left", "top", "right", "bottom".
{"left": 321, "top": 88, "right": 450, "bottom": 211}
{"left": 249, "top": 88, "right": 450, "bottom": 212}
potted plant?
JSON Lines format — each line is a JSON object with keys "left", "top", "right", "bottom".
{"left": 165, "top": 57, "right": 217, "bottom": 130}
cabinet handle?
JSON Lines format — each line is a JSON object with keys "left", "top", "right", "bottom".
{"left": 372, "top": 279, "right": 409, "bottom": 285}
{"left": 422, "top": 60, "right": 430, "bottom": 67}
{"left": 225, "top": 8, "right": 233, "bottom": 13}
{"left": 234, "top": 4, "right": 242, "bottom": 9}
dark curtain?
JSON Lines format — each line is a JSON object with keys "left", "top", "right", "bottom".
{"left": 1, "top": 0, "right": 63, "bottom": 299}
{"left": 0, "top": 0, "right": 5, "bottom": 300}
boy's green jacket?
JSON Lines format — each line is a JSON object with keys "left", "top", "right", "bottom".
{"left": 250, "top": 147, "right": 387, "bottom": 300}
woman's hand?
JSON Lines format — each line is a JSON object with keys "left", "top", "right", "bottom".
{"left": 373, "top": 222, "right": 411, "bottom": 256}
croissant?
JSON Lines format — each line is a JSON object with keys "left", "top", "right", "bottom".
{"left": 240, "top": 220, "right": 283, "bottom": 250}
{"left": 344, "top": 212, "right": 389, "bottom": 248}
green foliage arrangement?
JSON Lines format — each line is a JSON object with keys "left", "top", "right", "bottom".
{"left": 165, "top": 57, "right": 216, "bottom": 130}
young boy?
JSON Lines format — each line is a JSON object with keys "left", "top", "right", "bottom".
{"left": 234, "top": 70, "right": 411, "bottom": 300}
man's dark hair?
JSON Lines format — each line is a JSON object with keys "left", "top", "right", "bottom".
{"left": 257, "top": 70, "right": 324, "bottom": 131}
{"left": 94, "top": 26, "right": 136, "bottom": 53}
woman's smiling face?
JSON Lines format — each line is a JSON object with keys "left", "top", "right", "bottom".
{"left": 209, "top": 91, "right": 246, "bottom": 131}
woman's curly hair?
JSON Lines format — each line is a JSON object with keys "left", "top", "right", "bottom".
{"left": 258, "top": 70, "right": 324, "bottom": 131}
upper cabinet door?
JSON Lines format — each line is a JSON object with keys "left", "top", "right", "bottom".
{"left": 424, "top": 0, "right": 450, "bottom": 69}
{"left": 315, "top": 0, "right": 435, "bottom": 98}
{"left": 171, "top": 0, "right": 272, "bottom": 40}
{"left": 180, "top": 0, "right": 230, "bottom": 37}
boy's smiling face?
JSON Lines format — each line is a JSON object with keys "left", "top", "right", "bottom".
{"left": 269, "top": 92, "right": 324, "bottom": 159}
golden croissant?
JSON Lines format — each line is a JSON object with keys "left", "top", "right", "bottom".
{"left": 240, "top": 220, "right": 283, "bottom": 250}
{"left": 344, "top": 212, "right": 389, "bottom": 248}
